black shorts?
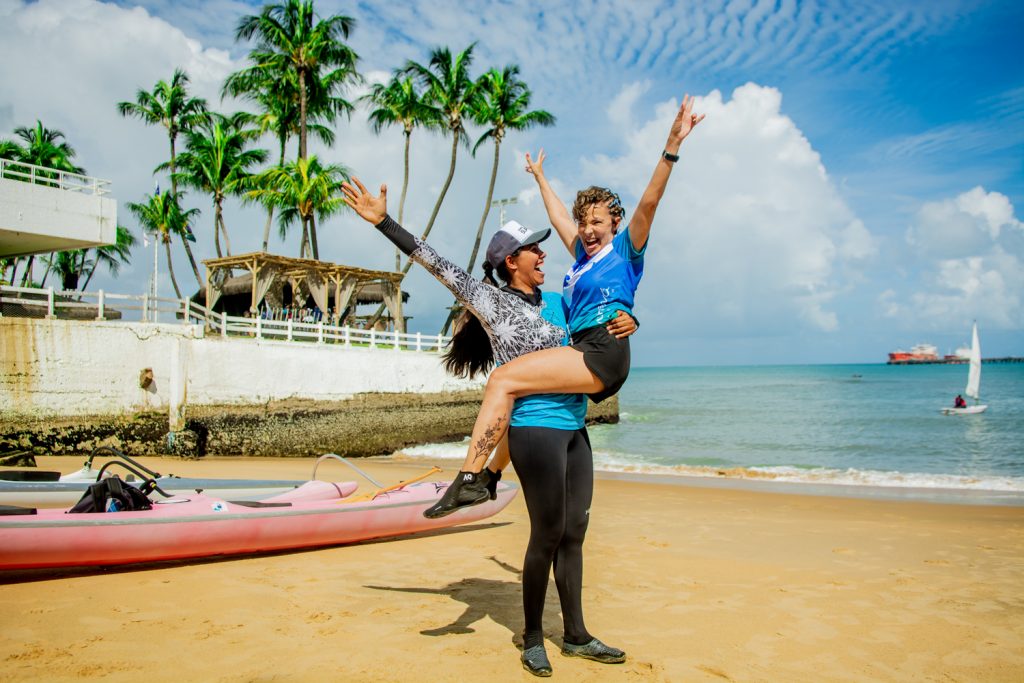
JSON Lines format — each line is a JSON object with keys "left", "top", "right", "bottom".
{"left": 571, "top": 324, "right": 631, "bottom": 403}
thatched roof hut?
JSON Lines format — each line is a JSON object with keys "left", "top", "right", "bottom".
{"left": 199, "top": 252, "right": 408, "bottom": 331}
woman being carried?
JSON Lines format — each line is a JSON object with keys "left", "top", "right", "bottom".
{"left": 427, "top": 93, "right": 704, "bottom": 517}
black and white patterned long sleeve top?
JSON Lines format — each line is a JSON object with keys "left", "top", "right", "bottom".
{"left": 374, "top": 215, "right": 566, "bottom": 364}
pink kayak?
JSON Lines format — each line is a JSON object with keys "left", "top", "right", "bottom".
{"left": 0, "top": 478, "right": 518, "bottom": 570}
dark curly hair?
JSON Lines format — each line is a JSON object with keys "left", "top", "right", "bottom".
{"left": 441, "top": 260, "right": 512, "bottom": 378}
{"left": 572, "top": 186, "right": 625, "bottom": 225}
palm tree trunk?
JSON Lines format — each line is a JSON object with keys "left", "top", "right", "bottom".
{"left": 20, "top": 256, "right": 34, "bottom": 286}
{"left": 467, "top": 140, "right": 501, "bottom": 274}
{"left": 81, "top": 261, "right": 99, "bottom": 292}
{"left": 181, "top": 238, "right": 203, "bottom": 288}
{"left": 441, "top": 139, "right": 501, "bottom": 335}
{"left": 397, "top": 129, "right": 412, "bottom": 271}
{"left": 261, "top": 206, "right": 276, "bottom": 253}
{"left": 78, "top": 250, "right": 89, "bottom": 284}
{"left": 39, "top": 259, "right": 50, "bottom": 288}
{"left": 169, "top": 135, "right": 177, "bottom": 196}
{"left": 365, "top": 132, "right": 459, "bottom": 328}
{"left": 169, "top": 131, "right": 203, "bottom": 288}
{"left": 300, "top": 218, "right": 310, "bottom": 259}
{"left": 298, "top": 69, "right": 308, "bottom": 160}
{"left": 8, "top": 257, "right": 19, "bottom": 285}
{"left": 309, "top": 212, "right": 319, "bottom": 260}
{"left": 213, "top": 208, "right": 223, "bottom": 258}
{"left": 221, "top": 215, "right": 232, "bottom": 256}
{"left": 217, "top": 201, "right": 232, "bottom": 256}
{"left": 164, "top": 239, "right": 183, "bottom": 299}
{"left": 419, "top": 131, "right": 459, "bottom": 248}
{"left": 262, "top": 140, "right": 287, "bottom": 252}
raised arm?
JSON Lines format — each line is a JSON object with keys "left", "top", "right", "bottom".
{"left": 628, "top": 94, "right": 704, "bottom": 251}
{"left": 525, "top": 150, "right": 577, "bottom": 254}
{"left": 341, "top": 177, "right": 502, "bottom": 319}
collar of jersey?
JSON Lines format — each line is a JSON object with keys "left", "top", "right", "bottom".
{"left": 501, "top": 285, "right": 543, "bottom": 306}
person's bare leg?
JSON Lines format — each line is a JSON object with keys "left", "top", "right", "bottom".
{"left": 489, "top": 431, "right": 512, "bottom": 472}
{"left": 461, "top": 346, "right": 603, "bottom": 473}
{"left": 424, "top": 347, "right": 603, "bottom": 519}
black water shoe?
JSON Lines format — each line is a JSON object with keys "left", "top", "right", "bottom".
{"left": 521, "top": 644, "right": 552, "bottom": 677}
{"left": 422, "top": 471, "right": 490, "bottom": 519}
{"left": 485, "top": 467, "right": 501, "bottom": 500}
{"left": 560, "top": 637, "right": 626, "bottom": 663}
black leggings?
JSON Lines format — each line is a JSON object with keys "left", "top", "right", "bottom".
{"left": 508, "top": 426, "right": 594, "bottom": 649}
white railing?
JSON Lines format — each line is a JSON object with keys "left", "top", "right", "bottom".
{"left": 0, "top": 284, "right": 449, "bottom": 353}
{"left": 0, "top": 157, "right": 112, "bottom": 196}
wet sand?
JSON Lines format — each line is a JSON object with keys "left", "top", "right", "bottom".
{"left": 2, "top": 455, "right": 1022, "bottom": 682}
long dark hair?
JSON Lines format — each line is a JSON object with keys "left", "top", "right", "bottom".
{"left": 441, "top": 261, "right": 510, "bottom": 378}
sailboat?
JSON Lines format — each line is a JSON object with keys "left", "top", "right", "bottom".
{"left": 941, "top": 322, "right": 988, "bottom": 415}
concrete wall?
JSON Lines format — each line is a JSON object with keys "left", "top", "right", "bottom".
{"left": 0, "top": 177, "right": 117, "bottom": 257}
{"left": 0, "top": 317, "right": 482, "bottom": 419}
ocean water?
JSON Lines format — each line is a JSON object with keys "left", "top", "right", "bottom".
{"left": 400, "top": 363, "right": 1024, "bottom": 499}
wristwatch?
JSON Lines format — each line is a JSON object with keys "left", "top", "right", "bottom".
{"left": 662, "top": 150, "right": 680, "bottom": 163}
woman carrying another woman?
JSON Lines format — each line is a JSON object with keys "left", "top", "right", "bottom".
{"left": 427, "top": 93, "right": 704, "bottom": 516}
{"left": 341, "top": 180, "right": 634, "bottom": 675}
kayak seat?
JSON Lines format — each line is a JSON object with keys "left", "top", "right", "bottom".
{"left": 0, "top": 470, "right": 62, "bottom": 482}
{"left": 228, "top": 501, "right": 293, "bottom": 508}
{"left": 0, "top": 505, "right": 38, "bottom": 516}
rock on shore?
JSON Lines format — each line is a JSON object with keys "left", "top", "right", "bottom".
{"left": 0, "top": 391, "right": 618, "bottom": 458}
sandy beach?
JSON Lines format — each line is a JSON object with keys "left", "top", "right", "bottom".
{"left": 2, "top": 455, "right": 1022, "bottom": 682}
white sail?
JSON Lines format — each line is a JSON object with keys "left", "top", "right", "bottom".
{"left": 965, "top": 322, "right": 982, "bottom": 400}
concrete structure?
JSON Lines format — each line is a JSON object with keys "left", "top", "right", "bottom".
{"left": 1, "top": 317, "right": 482, "bottom": 420}
{"left": 0, "top": 159, "right": 116, "bottom": 258}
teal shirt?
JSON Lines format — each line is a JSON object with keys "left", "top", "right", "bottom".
{"left": 509, "top": 291, "right": 588, "bottom": 430}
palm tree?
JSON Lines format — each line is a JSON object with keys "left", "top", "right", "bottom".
{"left": 234, "top": 0, "right": 359, "bottom": 164}
{"left": 168, "top": 112, "right": 268, "bottom": 258}
{"left": 360, "top": 75, "right": 441, "bottom": 269}
{"left": 466, "top": 66, "right": 555, "bottom": 274}
{"left": 440, "top": 66, "right": 555, "bottom": 333}
{"left": 223, "top": 66, "right": 336, "bottom": 252}
{"left": 118, "top": 69, "right": 208, "bottom": 286}
{"left": 39, "top": 250, "right": 89, "bottom": 290}
{"left": 245, "top": 156, "right": 348, "bottom": 259}
{"left": 127, "top": 191, "right": 200, "bottom": 299}
{"left": 3, "top": 121, "right": 85, "bottom": 287}
{"left": 5, "top": 121, "right": 84, "bottom": 185}
{"left": 80, "top": 226, "right": 137, "bottom": 291}
{"left": 401, "top": 44, "right": 480, "bottom": 264}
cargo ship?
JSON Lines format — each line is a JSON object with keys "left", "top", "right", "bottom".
{"left": 887, "top": 343, "right": 939, "bottom": 364}
{"left": 888, "top": 343, "right": 972, "bottom": 365}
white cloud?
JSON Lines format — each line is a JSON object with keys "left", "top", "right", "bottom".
{"left": 0, "top": 0, "right": 242, "bottom": 294}
{"left": 892, "top": 187, "right": 1024, "bottom": 328}
{"left": 570, "top": 82, "right": 874, "bottom": 336}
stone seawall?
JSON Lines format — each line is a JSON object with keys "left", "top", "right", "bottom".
{"left": 0, "top": 391, "right": 619, "bottom": 458}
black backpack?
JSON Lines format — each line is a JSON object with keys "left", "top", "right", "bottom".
{"left": 69, "top": 477, "right": 153, "bottom": 514}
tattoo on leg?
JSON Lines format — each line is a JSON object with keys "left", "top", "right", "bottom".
{"left": 472, "top": 415, "right": 507, "bottom": 468}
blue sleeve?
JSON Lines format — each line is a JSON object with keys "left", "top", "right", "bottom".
{"left": 616, "top": 227, "right": 645, "bottom": 262}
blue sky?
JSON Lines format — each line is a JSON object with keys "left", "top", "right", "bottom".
{"left": 2, "top": 0, "right": 1022, "bottom": 365}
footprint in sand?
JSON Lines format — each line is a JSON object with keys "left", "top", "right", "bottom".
{"left": 696, "top": 663, "right": 734, "bottom": 680}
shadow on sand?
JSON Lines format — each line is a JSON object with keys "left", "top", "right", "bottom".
{"left": 366, "top": 555, "right": 563, "bottom": 646}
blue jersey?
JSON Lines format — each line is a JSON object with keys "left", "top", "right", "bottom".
{"left": 510, "top": 291, "right": 588, "bottom": 430}
{"left": 563, "top": 227, "right": 645, "bottom": 334}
